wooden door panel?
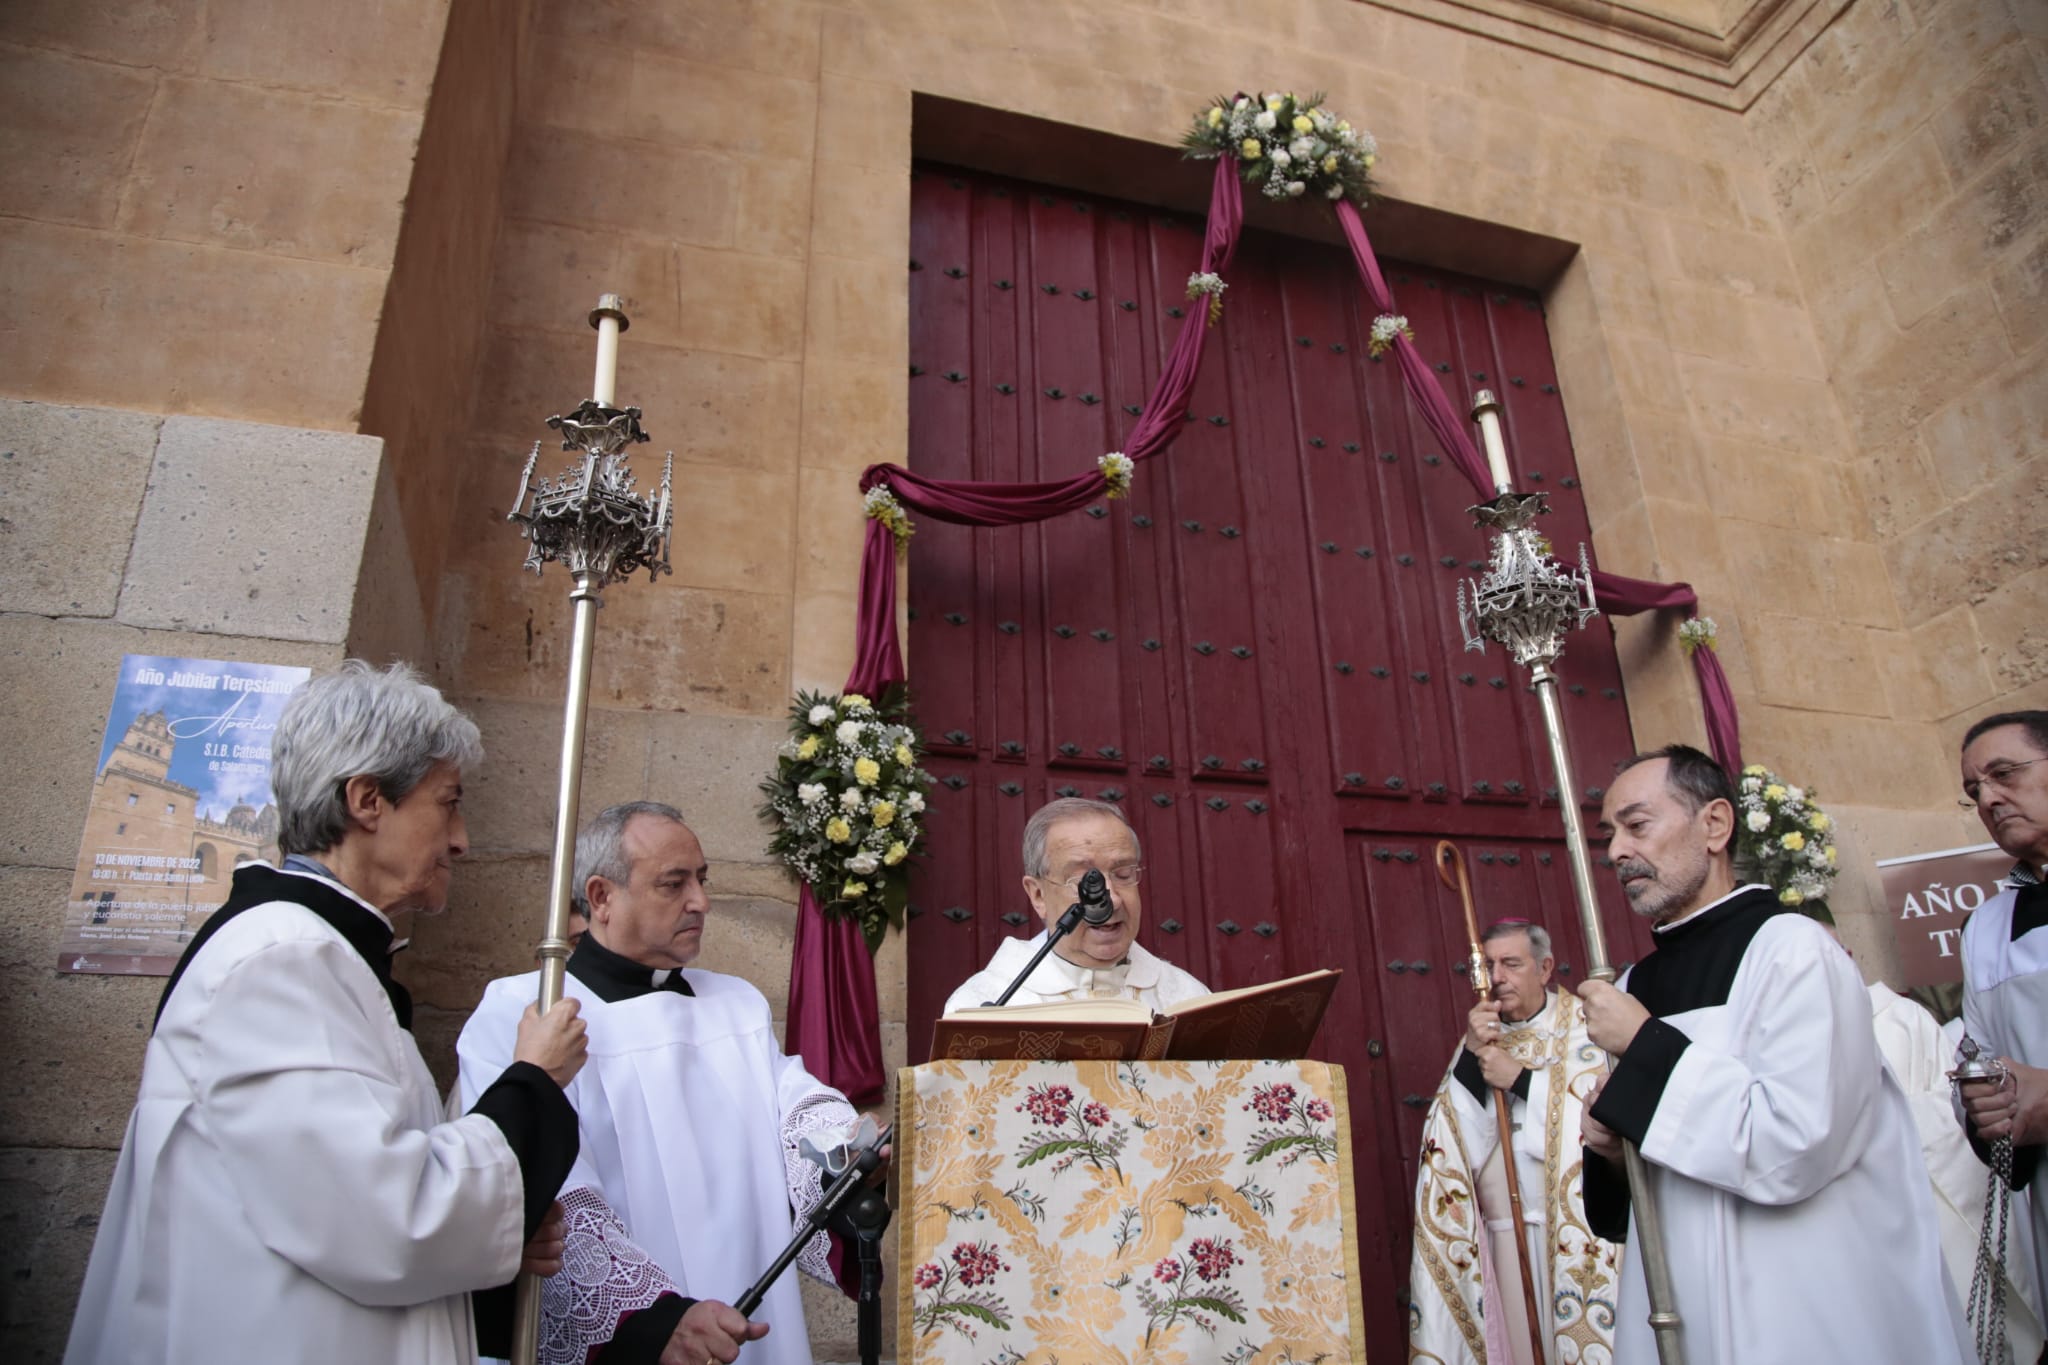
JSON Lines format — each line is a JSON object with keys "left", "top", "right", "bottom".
{"left": 1277, "top": 261, "right": 1422, "bottom": 802}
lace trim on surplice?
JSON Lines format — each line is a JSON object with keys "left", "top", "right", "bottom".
{"left": 540, "top": 1185, "right": 676, "bottom": 1365}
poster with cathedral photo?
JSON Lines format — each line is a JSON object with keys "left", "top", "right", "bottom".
{"left": 60, "top": 655, "right": 311, "bottom": 976}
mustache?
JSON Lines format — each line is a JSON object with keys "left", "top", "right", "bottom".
{"left": 1614, "top": 858, "right": 1656, "bottom": 881}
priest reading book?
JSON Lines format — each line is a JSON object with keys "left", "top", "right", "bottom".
{"left": 938, "top": 798, "right": 1339, "bottom": 1061}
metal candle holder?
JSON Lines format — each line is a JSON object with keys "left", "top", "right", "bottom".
{"left": 503, "top": 294, "right": 671, "bottom": 1365}
{"left": 1453, "top": 389, "right": 1686, "bottom": 1365}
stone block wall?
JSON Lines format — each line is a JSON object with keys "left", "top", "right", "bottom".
{"left": 0, "top": 0, "right": 455, "bottom": 429}
{"left": 1747, "top": 0, "right": 2048, "bottom": 760}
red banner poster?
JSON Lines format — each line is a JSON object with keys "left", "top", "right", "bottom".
{"left": 1877, "top": 842, "right": 2012, "bottom": 987}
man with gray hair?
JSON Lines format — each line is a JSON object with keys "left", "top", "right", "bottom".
{"left": 66, "top": 661, "right": 588, "bottom": 1365}
{"left": 1407, "top": 918, "right": 1620, "bottom": 1365}
{"left": 943, "top": 797, "right": 1207, "bottom": 1014}
{"left": 458, "top": 802, "right": 883, "bottom": 1365}
{"left": 1578, "top": 742, "right": 1965, "bottom": 1362}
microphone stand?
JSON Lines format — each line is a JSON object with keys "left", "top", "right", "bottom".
{"left": 734, "top": 1130, "right": 891, "bottom": 1320}
{"left": 830, "top": 1181, "right": 891, "bottom": 1365}
{"left": 986, "top": 870, "right": 1111, "bottom": 1006}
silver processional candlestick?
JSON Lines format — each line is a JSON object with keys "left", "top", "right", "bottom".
{"left": 503, "top": 293, "right": 672, "bottom": 1365}
{"left": 1453, "top": 389, "right": 1687, "bottom": 1365}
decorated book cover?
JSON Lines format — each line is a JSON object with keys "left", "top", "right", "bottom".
{"left": 931, "top": 969, "right": 1340, "bottom": 1062}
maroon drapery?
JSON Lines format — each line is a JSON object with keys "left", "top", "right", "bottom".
{"left": 787, "top": 158, "right": 1741, "bottom": 1103}
{"left": 788, "top": 162, "right": 1253, "bottom": 1107}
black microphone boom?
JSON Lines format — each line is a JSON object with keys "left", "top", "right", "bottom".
{"left": 735, "top": 1127, "right": 891, "bottom": 1320}
{"left": 984, "top": 868, "right": 1113, "bottom": 1006}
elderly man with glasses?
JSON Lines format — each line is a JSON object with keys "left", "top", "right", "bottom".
{"left": 1408, "top": 918, "right": 1620, "bottom": 1365}
{"left": 943, "top": 797, "right": 1208, "bottom": 1013}
{"left": 1955, "top": 709, "right": 2048, "bottom": 1347}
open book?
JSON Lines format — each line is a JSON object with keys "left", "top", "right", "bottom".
{"left": 929, "top": 968, "right": 1341, "bottom": 1062}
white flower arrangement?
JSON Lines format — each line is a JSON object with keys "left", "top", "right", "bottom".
{"left": 1368, "top": 313, "right": 1413, "bottom": 358}
{"left": 1733, "top": 763, "right": 1839, "bottom": 916}
{"left": 1181, "top": 92, "right": 1377, "bottom": 207}
{"left": 863, "top": 483, "right": 914, "bottom": 548}
{"left": 1186, "top": 271, "right": 1228, "bottom": 325}
{"left": 1678, "top": 616, "right": 1718, "bottom": 655}
{"left": 1098, "top": 450, "right": 1135, "bottom": 500}
{"left": 759, "top": 689, "right": 935, "bottom": 951}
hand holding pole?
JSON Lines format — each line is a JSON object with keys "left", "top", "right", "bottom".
{"left": 1453, "top": 390, "right": 1685, "bottom": 1365}
{"left": 503, "top": 295, "right": 673, "bottom": 1365}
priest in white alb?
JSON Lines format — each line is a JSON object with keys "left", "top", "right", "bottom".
{"left": 1866, "top": 970, "right": 2044, "bottom": 1357}
{"left": 1578, "top": 744, "right": 1968, "bottom": 1363}
{"left": 65, "top": 661, "right": 588, "bottom": 1365}
{"left": 459, "top": 801, "right": 884, "bottom": 1365}
{"left": 1409, "top": 918, "right": 1618, "bottom": 1365}
{"left": 943, "top": 797, "right": 1207, "bottom": 1012}
{"left": 1954, "top": 709, "right": 2048, "bottom": 1339}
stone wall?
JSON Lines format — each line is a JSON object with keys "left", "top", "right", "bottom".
{"left": 0, "top": 0, "right": 455, "bottom": 428}
{"left": 354, "top": 0, "right": 532, "bottom": 668}
{"left": 1748, "top": 0, "right": 2048, "bottom": 760}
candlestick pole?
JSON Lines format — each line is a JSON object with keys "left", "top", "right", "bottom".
{"left": 504, "top": 296, "right": 671, "bottom": 1365}
{"left": 1453, "top": 392, "right": 1686, "bottom": 1365}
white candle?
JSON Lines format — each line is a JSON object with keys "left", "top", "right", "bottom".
{"left": 1472, "top": 390, "right": 1513, "bottom": 494}
{"left": 590, "top": 293, "right": 627, "bottom": 406}
{"left": 592, "top": 317, "right": 620, "bottom": 406}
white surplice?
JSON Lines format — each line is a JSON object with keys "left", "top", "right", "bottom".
{"left": 458, "top": 966, "right": 853, "bottom": 1365}
{"left": 942, "top": 934, "right": 1208, "bottom": 1014}
{"left": 1961, "top": 881, "right": 2048, "bottom": 1315}
{"left": 1871, "top": 980, "right": 2045, "bottom": 1358}
{"left": 1596, "top": 894, "right": 1968, "bottom": 1364}
{"left": 1409, "top": 989, "right": 1618, "bottom": 1365}
{"left": 66, "top": 882, "right": 525, "bottom": 1365}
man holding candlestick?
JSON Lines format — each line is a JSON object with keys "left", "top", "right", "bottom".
{"left": 1577, "top": 743, "right": 1967, "bottom": 1363}
{"left": 64, "top": 661, "right": 589, "bottom": 1365}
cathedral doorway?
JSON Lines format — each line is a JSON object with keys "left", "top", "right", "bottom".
{"left": 904, "top": 160, "right": 1658, "bottom": 1355}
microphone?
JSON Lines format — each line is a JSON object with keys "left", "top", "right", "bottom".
{"left": 983, "top": 868, "right": 1116, "bottom": 1006}
{"left": 1076, "top": 869, "right": 1113, "bottom": 926}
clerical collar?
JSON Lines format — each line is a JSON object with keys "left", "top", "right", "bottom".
{"left": 1032, "top": 940, "right": 1135, "bottom": 998}
{"left": 2006, "top": 860, "right": 2042, "bottom": 889}
{"left": 280, "top": 854, "right": 404, "bottom": 948}
{"left": 1652, "top": 882, "right": 1773, "bottom": 936}
{"left": 1499, "top": 990, "right": 1559, "bottom": 1036}
{"left": 568, "top": 932, "right": 696, "bottom": 1003}
{"left": 159, "top": 861, "right": 413, "bottom": 1030}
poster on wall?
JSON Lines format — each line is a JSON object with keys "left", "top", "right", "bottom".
{"left": 60, "top": 655, "right": 311, "bottom": 976}
{"left": 1878, "top": 841, "right": 2013, "bottom": 988}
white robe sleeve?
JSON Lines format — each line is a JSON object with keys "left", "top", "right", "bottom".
{"left": 1627, "top": 920, "right": 1884, "bottom": 1206}
{"left": 775, "top": 1050, "right": 860, "bottom": 1285}
{"left": 194, "top": 936, "right": 524, "bottom": 1306}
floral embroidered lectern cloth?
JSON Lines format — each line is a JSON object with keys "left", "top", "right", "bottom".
{"left": 896, "top": 1059, "right": 1366, "bottom": 1363}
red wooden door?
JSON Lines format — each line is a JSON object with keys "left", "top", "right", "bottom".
{"left": 904, "top": 162, "right": 1658, "bottom": 1358}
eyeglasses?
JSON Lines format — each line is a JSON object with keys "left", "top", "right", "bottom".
{"left": 1960, "top": 757, "right": 2047, "bottom": 810}
{"left": 1036, "top": 865, "right": 1143, "bottom": 891}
